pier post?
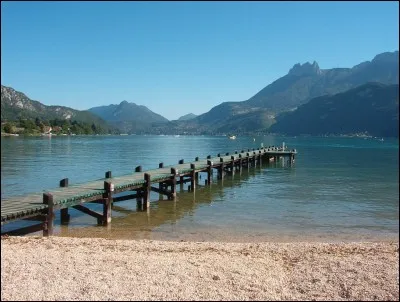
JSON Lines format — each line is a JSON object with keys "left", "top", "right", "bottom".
{"left": 103, "top": 181, "right": 113, "bottom": 225}
{"left": 158, "top": 163, "right": 164, "bottom": 198}
{"left": 246, "top": 152, "right": 250, "bottom": 169}
{"left": 60, "top": 178, "right": 70, "bottom": 224}
{"left": 105, "top": 171, "right": 114, "bottom": 208}
{"left": 144, "top": 173, "right": 151, "bottom": 209}
{"left": 190, "top": 163, "right": 196, "bottom": 191}
{"left": 178, "top": 159, "right": 185, "bottom": 186}
{"left": 238, "top": 154, "right": 243, "bottom": 174}
{"left": 219, "top": 157, "right": 224, "bottom": 179}
{"left": 231, "top": 156, "right": 235, "bottom": 176}
{"left": 207, "top": 160, "right": 213, "bottom": 185}
{"left": 170, "top": 168, "right": 177, "bottom": 199}
{"left": 43, "top": 193, "right": 54, "bottom": 237}
{"left": 195, "top": 157, "right": 199, "bottom": 161}
{"left": 135, "top": 166, "right": 142, "bottom": 172}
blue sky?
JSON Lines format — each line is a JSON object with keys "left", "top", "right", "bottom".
{"left": 1, "top": 1, "right": 399, "bottom": 120}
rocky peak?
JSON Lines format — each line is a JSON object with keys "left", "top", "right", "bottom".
{"left": 288, "top": 61, "right": 322, "bottom": 76}
{"left": 372, "top": 51, "right": 399, "bottom": 63}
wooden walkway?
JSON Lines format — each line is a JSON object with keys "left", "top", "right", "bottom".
{"left": 1, "top": 146, "right": 297, "bottom": 236}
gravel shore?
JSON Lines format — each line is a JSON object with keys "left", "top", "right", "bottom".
{"left": 1, "top": 236, "right": 398, "bottom": 301}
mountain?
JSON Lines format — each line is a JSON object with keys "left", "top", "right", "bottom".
{"left": 177, "top": 51, "right": 398, "bottom": 134}
{"left": 177, "top": 113, "right": 197, "bottom": 121}
{"left": 247, "top": 51, "right": 399, "bottom": 110}
{"left": 269, "top": 82, "right": 399, "bottom": 137}
{"left": 1, "top": 85, "right": 114, "bottom": 133}
{"left": 88, "top": 101, "right": 169, "bottom": 133}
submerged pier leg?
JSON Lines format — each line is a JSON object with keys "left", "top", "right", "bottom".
{"left": 219, "top": 157, "right": 224, "bottom": 180}
{"left": 102, "top": 181, "right": 113, "bottom": 225}
{"left": 230, "top": 156, "right": 235, "bottom": 176}
{"left": 190, "top": 163, "right": 196, "bottom": 192}
{"left": 59, "top": 178, "right": 70, "bottom": 224}
{"left": 143, "top": 173, "right": 151, "bottom": 209}
{"left": 170, "top": 168, "right": 177, "bottom": 199}
{"left": 43, "top": 193, "right": 54, "bottom": 237}
{"left": 207, "top": 160, "right": 213, "bottom": 185}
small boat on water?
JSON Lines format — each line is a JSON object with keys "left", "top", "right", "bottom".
{"left": 228, "top": 135, "right": 236, "bottom": 140}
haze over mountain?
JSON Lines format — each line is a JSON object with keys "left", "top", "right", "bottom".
{"left": 177, "top": 113, "right": 197, "bottom": 121}
{"left": 173, "top": 50, "right": 398, "bottom": 134}
{"left": 270, "top": 82, "right": 399, "bottom": 137}
{"left": 88, "top": 101, "right": 169, "bottom": 133}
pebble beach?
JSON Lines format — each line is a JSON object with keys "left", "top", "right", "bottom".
{"left": 1, "top": 236, "right": 398, "bottom": 301}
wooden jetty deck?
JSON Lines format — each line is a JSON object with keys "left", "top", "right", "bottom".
{"left": 1, "top": 146, "right": 297, "bottom": 236}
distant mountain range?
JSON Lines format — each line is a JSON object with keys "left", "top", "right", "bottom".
{"left": 1, "top": 50, "right": 399, "bottom": 137}
{"left": 88, "top": 101, "right": 168, "bottom": 133}
{"left": 1, "top": 85, "right": 113, "bottom": 132}
{"left": 177, "top": 113, "right": 197, "bottom": 121}
{"left": 173, "top": 51, "right": 398, "bottom": 134}
{"left": 270, "top": 82, "right": 399, "bottom": 137}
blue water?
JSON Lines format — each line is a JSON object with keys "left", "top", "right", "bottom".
{"left": 1, "top": 135, "right": 398, "bottom": 242}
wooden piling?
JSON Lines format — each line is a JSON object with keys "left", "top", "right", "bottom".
{"left": 60, "top": 178, "right": 70, "bottom": 224}
{"left": 207, "top": 160, "right": 212, "bottom": 184}
{"left": 135, "top": 166, "right": 142, "bottom": 172}
{"left": 144, "top": 173, "right": 151, "bottom": 209}
{"left": 190, "top": 163, "right": 196, "bottom": 191}
{"left": 219, "top": 157, "right": 224, "bottom": 179}
{"left": 159, "top": 162, "right": 164, "bottom": 168}
{"left": 170, "top": 168, "right": 177, "bottom": 199}
{"left": 231, "top": 155, "right": 235, "bottom": 175}
{"left": 102, "top": 181, "right": 113, "bottom": 225}
{"left": 43, "top": 193, "right": 54, "bottom": 237}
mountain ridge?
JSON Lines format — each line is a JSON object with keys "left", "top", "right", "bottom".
{"left": 270, "top": 82, "right": 399, "bottom": 137}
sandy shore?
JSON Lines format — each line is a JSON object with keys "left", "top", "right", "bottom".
{"left": 1, "top": 236, "right": 398, "bottom": 301}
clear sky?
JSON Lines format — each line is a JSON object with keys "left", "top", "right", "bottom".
{"left": 1, "top": 1, "right": 399, "bottom": 120}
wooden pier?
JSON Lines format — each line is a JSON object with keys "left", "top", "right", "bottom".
{"left": 1, "top": 146, "right": 297, "bottom": 236}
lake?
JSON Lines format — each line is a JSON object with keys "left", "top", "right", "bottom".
{"left": 1, "top": 135, "right": 398, "bottom": 242}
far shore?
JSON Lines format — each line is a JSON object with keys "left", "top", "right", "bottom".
{"left": 1, "top": 236, "right": 398, "bottom": 301}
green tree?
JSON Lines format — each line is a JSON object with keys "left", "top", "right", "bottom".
{"left": 3, "top": 122, "right": 14, "bottom": 133}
